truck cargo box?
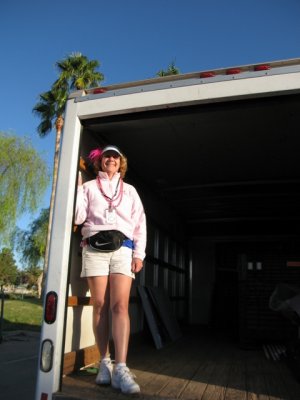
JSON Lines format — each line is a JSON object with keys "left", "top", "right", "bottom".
{"left": 36, "top": 58, "right": 300, "bottom": 400}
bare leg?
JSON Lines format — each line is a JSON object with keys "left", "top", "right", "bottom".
{"left": 109, "top": 274, "right": 132, "bottom": 363}
{"left": 87, "top": 276, "right": 110, "bottom": 359}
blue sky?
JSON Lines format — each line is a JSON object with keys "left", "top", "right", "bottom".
{"left": 1, "top": 0, "right": 300, "bottom": 245}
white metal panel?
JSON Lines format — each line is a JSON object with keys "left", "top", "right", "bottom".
{"left": 64, "top": 307, "right": 95, "bottom": 353}
{"left": 35, "top": 98, "right": 82, "bottom": 400}
{"left": 75, "top": 72, "right": 300, "bottom": 120}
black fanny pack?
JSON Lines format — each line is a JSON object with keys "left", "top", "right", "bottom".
{"left": 88, "top": 230, "right": 127, "bottom": 252}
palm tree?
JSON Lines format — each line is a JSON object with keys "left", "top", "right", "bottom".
{"left": 33, "top": 53, "right": 104, "bottom": 290}
{"left": 54, "top": 52, "right": 104, "bottom": 91}
{"left": 156, "top": 61, "right": 181, "bottom": 77}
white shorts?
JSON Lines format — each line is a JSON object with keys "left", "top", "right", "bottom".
{"left": 81, "top": 245, "right": 135, "bottom": 279}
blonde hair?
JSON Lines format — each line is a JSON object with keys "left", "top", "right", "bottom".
{"left": 118, "top": 154, "right": 128, "bottom": 179}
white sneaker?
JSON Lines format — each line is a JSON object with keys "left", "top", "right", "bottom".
{"left": 95, "top": 359, "right": 113, "bottom": 385}
{"left": 112, "top": 366, "right": 140, "bottom": 394}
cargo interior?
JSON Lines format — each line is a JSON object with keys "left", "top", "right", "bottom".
{"left": 76, "top": 92, "right": 300, "bottom": 349}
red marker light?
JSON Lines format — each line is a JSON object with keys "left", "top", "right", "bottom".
{"left": 44, "top": 291, "right": 57, "bottom": 324}
{"left": 200, "top": 71, "right": 216, "bottom": 78}
{"left": 226, "top": 68, "right": 241, "bottom": 75}
{"left": 93, "top": 88, "right": 107, "bottom": 94}
{"left": 254, "top": 64, "right": 271, "bottom": 71}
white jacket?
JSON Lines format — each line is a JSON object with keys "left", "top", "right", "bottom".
{"left": 75, "top": 171, "right": 147, "bottom": 260}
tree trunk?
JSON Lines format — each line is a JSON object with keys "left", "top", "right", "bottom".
{"left": 42, "top": 116, "right": 64, "bottom": 296}
{"left": 37, "top": 272, "right": 43, "bottom": 299}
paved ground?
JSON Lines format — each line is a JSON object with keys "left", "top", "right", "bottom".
{"left": 0, "top": 330, "right": 40, "bottom": 400}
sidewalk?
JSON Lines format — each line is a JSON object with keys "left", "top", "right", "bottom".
{"left": 0, "top": 330, "right": 40, "bottom": 400}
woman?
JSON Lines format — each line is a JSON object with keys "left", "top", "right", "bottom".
{"left": 75, "top": 145, "right": 146, "bottom": 394}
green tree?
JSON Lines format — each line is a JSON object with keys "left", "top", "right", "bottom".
{"left": 15, "top": 208, "right": 49, "bottom": 267}
{"left": 15, "top": 207, "right": 49, "bottom": 298}
{"left": 33, "top": 52, "right": 104, "bottom": 282}
{"left": 0, "top": 132, "right": 49, "bottom": 244}
{"left": 0, "top": 248, "right": 18, "bottom": 286}
{"left": 156, "top": 61, "right": 181, "bottom": 77}
{"left": 23, "top": 265, "right": 43, "bottom": 289}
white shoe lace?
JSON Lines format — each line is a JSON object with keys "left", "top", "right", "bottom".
{"left": 101, "top": 360, "right": 112, "bottom": 369}
{"left": 118, "top": 367, "right": 138, "bottom": 385}
{"left": 96, "top": 360, "right": 112, "bottom": 382}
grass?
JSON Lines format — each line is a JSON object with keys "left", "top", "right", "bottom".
{"left": 1, "top": 297, "right": 43, "bottom": 331}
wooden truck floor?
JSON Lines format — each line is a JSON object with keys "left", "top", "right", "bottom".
{"left": 55, "top": 326, "right": 300, "bottom": 400}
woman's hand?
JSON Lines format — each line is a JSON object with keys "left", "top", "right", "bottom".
{"left": 131, "top": 258, "right": 143, "bottom": 273}
{"left": 78, "top": 171, "right": 83, "bottom": 186}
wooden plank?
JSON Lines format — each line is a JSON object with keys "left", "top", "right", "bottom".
{"left": 277, "top": 360, "right": 300, "bottom": 400}
{"left": 145, "top": 331, "right": 215, "bottom": 399}
{"left": 181, "top": 362, "right": 213, "bottom": 400}
{"left": 127, "top": 334, "right": 182, "bottom": 392}
{"left": 133, "top": 328, "right": 202, "bottom": 396}
{"left": 287, "top": 261, "right": 300, "bottom": 267}
{"left": 262, "top": 354, "right": 290, "bottom": 400}
{"left": 68, "top": 296, "right": 93, "bottom": 307}
{"left": 67, "top": 295, "right": 138, "bottom": 307}
{"left": 141, "top": 345, "right": 191, "bottom": 396}
{"left": 224, "top": 359, "right": 247, "bottom": 400}
{"left": 63, "top": 345, "right": 99, "bottom": 375}
{"left": 199, "top": 341, "right": 231, "bottom": 400}
{"left": 262, "top": 350, "right": 300, "bottom": 400}
{"left": 245, "top": 349, "right": 270, "bottom": 400}
{"left": 59, "top": 328, "right": 300, "bottom": 400}
{"left": 178, "top": 332, "right": 220, "bottom": 399}
{"left": 157, "top": 356, "right": 202, "bottom": 399}
{"left": 136, "top": 286, "right": 164, "bottom": 349}
{"left": 200, "top": 363, "right": 228, "bottom": 400}
{"left": 147, "top": 286, "right": 182, "bottom": 342}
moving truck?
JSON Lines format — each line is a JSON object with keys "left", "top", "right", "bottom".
{"left": 35, "top": 58, "right": 300, "bottom": 400}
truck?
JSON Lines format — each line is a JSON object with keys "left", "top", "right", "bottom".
{"left": 35, "top": 58, "right": 300, "bottom": 400}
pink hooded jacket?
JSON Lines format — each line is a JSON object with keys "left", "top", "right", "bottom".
{"left": 75, "top": 171, "right": 147, "bottom": 260}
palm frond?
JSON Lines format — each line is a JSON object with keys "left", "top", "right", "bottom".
{"left": 34, "top": 53, "right": 104, "bottom": 136}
